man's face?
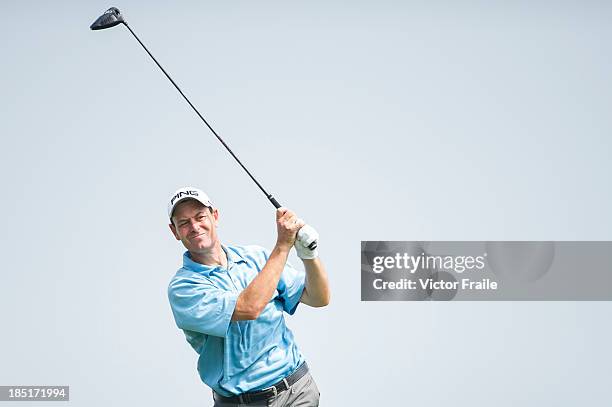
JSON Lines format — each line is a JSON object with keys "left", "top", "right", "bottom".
{"left": 169, "top": 199, "right": 219, "bottom": 254}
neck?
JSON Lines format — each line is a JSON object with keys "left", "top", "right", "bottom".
{"left": 189, "top": 241, "right": 227, "bottom": 267}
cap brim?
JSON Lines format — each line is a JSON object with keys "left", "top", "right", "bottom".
{"left": 168, "top": 197, "right": 212, "bottom": 220}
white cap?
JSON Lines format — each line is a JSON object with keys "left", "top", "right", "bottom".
{"left": 167, "top": 186, "right": 213, "bottom": 220}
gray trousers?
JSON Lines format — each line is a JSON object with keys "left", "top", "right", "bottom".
{"left": 212, "top": 372, "right": 320, "bottom": 407}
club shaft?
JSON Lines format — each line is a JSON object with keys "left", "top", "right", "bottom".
{"left": 122, "top": 23, "right": 281, "bottom": 209}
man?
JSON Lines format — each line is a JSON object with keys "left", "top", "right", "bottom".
{"left": 166, "top": 186, "right": 330, "bottom": 406}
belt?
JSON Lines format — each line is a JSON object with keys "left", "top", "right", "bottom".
{"left": 214, "top": 362, "right": 309, "bottom": 404}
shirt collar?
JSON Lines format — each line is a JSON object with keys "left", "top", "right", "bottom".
{"left": 182, "top": 245, "right": 246, "bottom": 274}
{"left": 225, "top": 246, "right": 247, "bottom": 265}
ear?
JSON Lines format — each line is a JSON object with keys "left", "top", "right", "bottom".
{"left": 169, "top": 223, "right": 180, "bottom": 241}
{"left": 211, "top": 208, "right": 220, "bottom": 226}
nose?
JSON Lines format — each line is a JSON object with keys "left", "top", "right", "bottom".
{"left": 187, "top": 219, "right": 201, "bottom": 234}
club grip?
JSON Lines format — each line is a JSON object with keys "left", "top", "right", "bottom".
{"left": 269, "top": 196, "right": 281, "bottom": 209}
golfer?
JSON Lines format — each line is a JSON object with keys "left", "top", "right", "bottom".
{"left": 167, "top": 187, "right": 330, "bottom": 406}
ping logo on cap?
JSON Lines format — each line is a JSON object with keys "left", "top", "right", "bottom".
{"left": 170, "top": 190, "right": 199, "bottom": 205}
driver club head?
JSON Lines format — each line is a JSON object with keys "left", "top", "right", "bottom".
{"left": 90, "top": 7, "right": 125, "bottom": 30}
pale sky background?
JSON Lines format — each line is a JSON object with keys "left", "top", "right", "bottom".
{"left": 1, "top": 1, "right": 611, "bottom": 406}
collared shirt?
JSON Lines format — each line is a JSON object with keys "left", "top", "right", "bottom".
{"left": 167, "top": 244, "right": 306, "bottom": 396}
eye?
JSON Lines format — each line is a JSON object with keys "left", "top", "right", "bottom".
{"left": 197, "top": 215, "right": 205, "bottom": 221}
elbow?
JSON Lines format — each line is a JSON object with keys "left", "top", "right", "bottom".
{"left": 244, "top": 305, "right": 264, "bottom": 320}
{"left": 249, "top": 300, "right": 269, "bottom": 319}
{"left": 315, "top": 293, "right": 331, "bottom": 308}
{"left": 321, "top": 290, "right": 331, "bottom": 307}
{"left": 235, "top": 298, "right": 266, "bottom": 320}
{"left": 302, "top": 287, "right": 331, "bottom": 308}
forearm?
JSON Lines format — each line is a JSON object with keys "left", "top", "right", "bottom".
{"left": 233, "top": 245, "right": 290, "bottom": 320}
{"left": 301, "top": 258, "right": 330, "bottom": 307}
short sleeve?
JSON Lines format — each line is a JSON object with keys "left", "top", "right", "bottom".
{"left": 277, "top": 261, "right": 306, "bottom": 315}
{"left": 168, "top": 274, "right": 238, "bottom": 337}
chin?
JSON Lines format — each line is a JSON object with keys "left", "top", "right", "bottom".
{"left": 191, "top": 240, "right": 214, "bottom": 251}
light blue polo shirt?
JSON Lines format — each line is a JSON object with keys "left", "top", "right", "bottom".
{"left": 167, "top": 245, "right": 306, "bottom": 396}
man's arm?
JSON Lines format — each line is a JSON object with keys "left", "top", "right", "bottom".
{"left": 232, "top": 208, "right": 304, "bottom": 321}
{"left": 300, "top": 258, "right": 330, "bottom": 307}
{"left": 231, "top": 245, "right": 289, "bottom": 320}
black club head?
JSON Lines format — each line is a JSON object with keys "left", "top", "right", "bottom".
{"left": 90, "top": 7, "right": 125, "bottom": 30}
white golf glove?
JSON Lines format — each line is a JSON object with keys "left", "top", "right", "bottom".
{"left": 295, "top": 224, "right": 319, "bottom": 260}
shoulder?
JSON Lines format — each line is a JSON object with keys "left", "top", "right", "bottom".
{"left": 167, "top": 268, "right": 212, "bottom": 295}
{"left": 227, "top": 244, "right": 270, "bottom": 259}
{"left": 226, "top": 244, "right": 273, "bottom": 269}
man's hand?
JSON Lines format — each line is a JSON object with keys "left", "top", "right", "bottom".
{"left": 295, "top": 224, "right": 319, "bottom": 259}
{"left": 275, "top": 208, "right": 305, "bottom": 251}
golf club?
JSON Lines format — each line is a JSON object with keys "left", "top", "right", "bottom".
{"left": 91, "top": 7, "right": 317, "bottom": 250}
{"left": 90, "top": 7, "right": 285, "bottom": 209}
